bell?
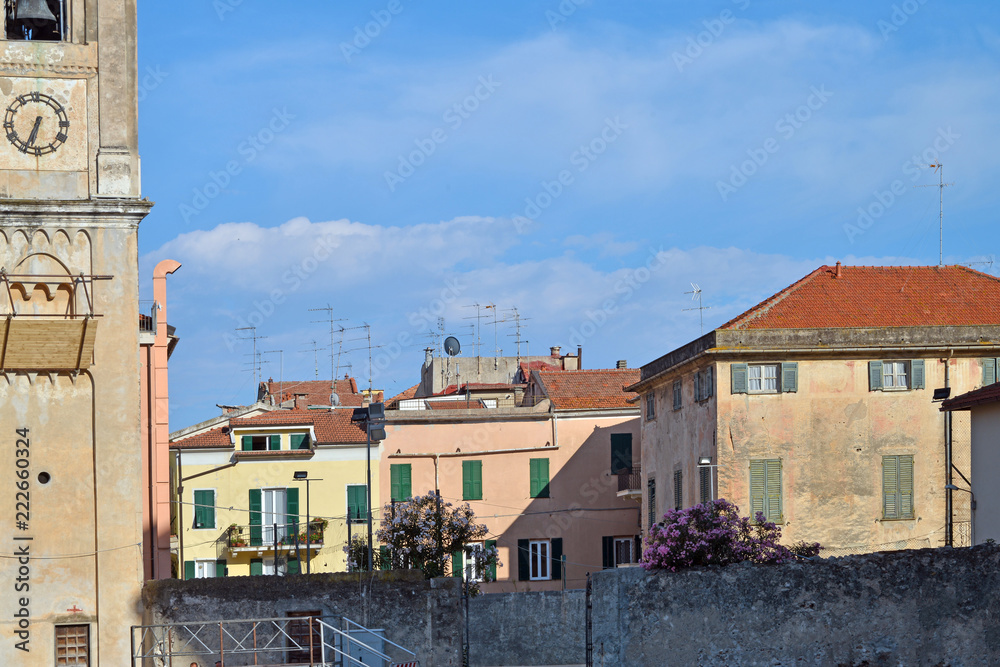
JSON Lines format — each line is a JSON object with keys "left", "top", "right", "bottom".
{"left": 14, "top": 0, "right": 57, "bottom": 22}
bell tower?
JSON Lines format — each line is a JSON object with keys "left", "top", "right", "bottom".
{"left": 0, "top": 1, "right": 152, "bottom": 664}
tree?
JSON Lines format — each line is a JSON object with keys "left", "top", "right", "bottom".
{"left": 642, "top": 499, "right": 821, "bottom": 572}
{"left": 375, "top": 491, "right": 499, "bottom": 581}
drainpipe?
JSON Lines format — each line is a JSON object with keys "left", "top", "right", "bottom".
{"left": 945, "top": 355, "right": 953, "bottom": 547}
{"left": 176, "top": 449, "right": 184, "bottom": 576}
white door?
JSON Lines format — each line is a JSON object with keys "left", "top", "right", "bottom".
{"left": 262, "top": 488, "right": 287, "bottom": 544}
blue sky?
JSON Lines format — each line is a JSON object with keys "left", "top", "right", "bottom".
{"left": 137, "top": 1, "right": 1000, "bottom": 428}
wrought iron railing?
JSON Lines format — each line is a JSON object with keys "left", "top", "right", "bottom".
{"left": 224, "top": 521, "right": 325, "bottom": 549}
{"left": 617, "top": 465, "right": 642, "bottom": 493}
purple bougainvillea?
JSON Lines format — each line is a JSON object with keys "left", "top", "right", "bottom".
{"left": 642, "top": 499, "right": 821, "bottom": 572}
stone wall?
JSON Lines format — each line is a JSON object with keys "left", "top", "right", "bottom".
{"left": 468, "top": 590, "right": 585, "bottom": 667}
{"left": 142, "top": 571, "right": 463, "bottom": 667}
{"left": 591, "top": 545, "right": 1000, "bottom": 666}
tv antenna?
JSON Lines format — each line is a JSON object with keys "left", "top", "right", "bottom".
{"left": 262, "top": 350, "right": 284, "bottom": 405}
{"left": 916, "top": 163, "right": 954, "bottom": 266}
{"left": 300, "top": 339, "right": 328, "bottom": 380}
{"left": 310, "top": 305, "right": 347, "bottom": 403}
{"left": 236, "top": 326, "right": 268, "bottom": 388}
{"left": 684, "top": 284, "right": 712, "bottom": 335}
{"left": 506, "top": 307, "right": 531, "bottom": 362}
{"left": 965, "top": 256, "right": 995, "bottom": 273}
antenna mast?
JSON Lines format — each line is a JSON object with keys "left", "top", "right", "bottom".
{"left": 917, "top": 163, "right": 954, "bottom": 266}
{"left": 683, "top": 284, "right": 712, "bottom": 335}
{"left": 310, "top": 305, "right": 347, "bottom": 400}
{"left": 236, "top": 326, "right": 268, "bottom": 390}
{"left": 262, "top": 350, "right": 284, "bottom": 405}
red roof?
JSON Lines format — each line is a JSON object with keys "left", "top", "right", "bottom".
{"left": 720, "top": 265, "right": 1000, "bottom": 330}
{"left": 534, "top": 369, "right": 641, "bottom": 410}
{"left": 942, "top": 382, "right": 1000, "bottom": 411}
{"left": 427, "top": 400, "right": 486, "bottom": 410}
{"left": 173, "top": 409, "right": 367, "bottom": 449}
{"left": 437, "top": 383, "right": 519, "bottom": 395}
{"left": 386, "top": 383, "right": 420, "bottom": 408}
{"left": 264, "top": 379, "right": 363, "bottom": 407}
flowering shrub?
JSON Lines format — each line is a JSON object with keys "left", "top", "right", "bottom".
{"left": 642, "top": 499, "right": 821, "bottom": 571}
{"left": 374, "top": 491, "right": 500, "bottom": 583}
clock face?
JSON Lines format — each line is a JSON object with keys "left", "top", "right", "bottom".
{"left": 3, "top": 92, "right": 70, "bottom": 156}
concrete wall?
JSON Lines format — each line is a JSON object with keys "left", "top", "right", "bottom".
{"left": 143, "top": 571, "right": 464, "bottom": 667}
{"left": 468, "top": 590, "right": 585, "bottom": 667}
{"left": 971, "top": 402, "right": 1000, "bottom": 544}
{"left": 591, "top": 545, "right": 1000, "bottom": 666}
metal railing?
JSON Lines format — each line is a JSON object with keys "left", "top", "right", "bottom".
{"left": 617, "top": 465, "right": 642, "bottom": 493}
{"left": 130, "top": 615, "right": 418, "bottom": 667}
{"left": 224, "top": 522, "right": 325, "bottom": 550}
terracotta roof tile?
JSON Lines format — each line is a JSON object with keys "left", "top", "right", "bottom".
{"left": 720, "top": 265, "right": 1000, "bottom": 330}
{"left": 386, "top": 383, "right": 420, "bottom": 408}
{"left": 942, "top": 382, "right": 1000, "bottom": 411}
{"left": 172, "top": 426, "right": 231, "bottom": 450}
{"left": 265, "top": 379, "right": 364, "bottom": 407}
{"left": 173, "top": 409, "right": 367, "bottom": 449}
{"left": 535, "top": 368, "right": 641, "bottom": 410}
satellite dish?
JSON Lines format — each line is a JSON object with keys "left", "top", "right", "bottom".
{"left": 330, "top": 392, "right": 341, "bottom": 406}
{"left": 444, "top": 336, "right": 461, "bottom": 356}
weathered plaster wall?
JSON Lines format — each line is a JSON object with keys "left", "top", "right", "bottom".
{"left": 591, "top": 545, "right": 1000, "bottom": 667}
{"left": 143, "top": 572, "right": 464, "bottom": 667}
{"left": 971, "top": 402, "right": 1000, "bottom": 544}
{"left": 468, "top": 590, "right": 585, "bottom": 667}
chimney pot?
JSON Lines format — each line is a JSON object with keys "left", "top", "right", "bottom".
{"left": 617, "top": 360, "right": 628, "bottom": 369}
{"left": 835, "top": 261, "right": 843, "bottom": 278}
{"left": 550, "top": 346, "right": 561, "bottom": 357}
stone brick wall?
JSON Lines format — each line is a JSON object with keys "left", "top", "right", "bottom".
{"left": 468, "top": 590, "right": 585, "bottom": 666}
{"left": 591, "top": 545, "right": 1000, "bottom": 666}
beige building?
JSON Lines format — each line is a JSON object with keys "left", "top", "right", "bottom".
{"left": 629, "top": 264, "right": 1000, "bottom": 554}
{"left": 0, "top": 0, "right": 151, "bottom": 664}
{"left": 942, "top": 376, "right": 1000, "bottom": 546}
{"left": 383, "top": 362, "right": 641, "bottom": 591}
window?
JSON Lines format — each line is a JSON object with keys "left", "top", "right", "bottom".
{"left": 699, "top": 465, "right": 711, "bottom": 504}
{"left": 673, "top": 469, "right": 683, "bottom": 510}
{"left": 463, "top": 460, "right": 483, "bottom": 500}
{"left": 645, "top": 392, "right": 656, "bottom": 420}
{"left": 530, "top": 540, "right": 550, "bottom": 580}
{"left": 55, "top": 624, "right": 90, "bottom": 666}
{"left": 241, "top": 434, "right": 281, "bottom": 451}
{"left": 261, "top": 557, "right": 288, "bottom": 576}
{"left": 192, "top": 489, "right": 215, "bottom": 529}
{"left": 610, "top": 433, "right": 632, "bottom": 473}
{"left": 390, "top": 463, "right": 412, "bottom": 501}
{"left": 869, "top": 360, "right": 925, "bottom": 391}
{"left": 603, "top": 536, "right": 637, "bottom": 568}
{"left": 984, "top": 357, "right": 1000, "bottom": 386}
{"left": 289, "top": 433, "right": 310, "bottom": 450}
{"left": 882, "top": 455, "right": 914, "bottom": 520}
{"left": 184, "top": 559, "right": 224, "bottom": 579}
{"left": 647, "top": 478, "right": 656, "bottom": 527}
{"left": 695, "top": 367, "right": 714, "bottom": 401}
{"left": 6, "top": 1, "right": 65, "bottom": 42}
{"left": 672, "top": 380, "right": 682, "bottom": 410}
{"left": 732, "top": 363, "right": 798, "bottom": 394}
{"left": 347, "top": 485, "right": 368, "bottom": 523}
{"left": 529, "top": 458, "right": 550, "bottom": 498}
{"left": 454, "top": 539, "right": 497, "bottom": 582}
{"left": 749, "top": 459, "right": 782, "bottom": 523}
{"left": 249, "top": 487, "right": 299, "bottom": 546}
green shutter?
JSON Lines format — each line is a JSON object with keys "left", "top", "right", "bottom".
{"left": 241, "top": 435, "right": 253, "bottom": 451}
{"left": 984, "top": 358, "right": 998, "bottom": 386}
{"left": 699, "top": 466, "right": 711, "bottom": 504}
{"left": 530, "top": 458, "right": 550, "bottom": 498}
{"left": 485, "top": 540, "right": 497, "bottom": 581}
{"left": 193, "top": 490, "right": 214, "bottom": 529}
{"left": 647, "top": 478, "right": 656, "bottom": 527}
{"left": 610, "top": 434, "right": 632, "bottom": 473}
{"left": 602, "top": 536, "right": 614, "bottom": 569}
{"left": 269, "top": 434, "right": 281, "bottom": 450}
{"left": 286, "top": 487, "right": 299, "bottom": 535}
{"left": 184, "top": 561, "right": 195, "bottom": 580}
{"left": 250, "top": 559, "right": 263, "bottom": 576}
{"left": 551, "top": 538, "right": 563, "bottom": 581}
{"left": 400, "top": 464, "right": 411, "bottom": 499}
{"left": 286, "top": 559, "right": 300, "bottom": 575}
{"left": 869, "top": 361, "right": 883, "bottom": 391}
{"left": 673, "top": 469, "right": 683, "bottom": 510}
{"left": 452, "top": 550, "right": 463, "bottom": 578}
{"left": 781, "top": 362, "right": 798, "bottom": 393}
{"left": 249, "top": 489, "right": 262, "bottom": 546}
{"left": 290, "top": 433, "right": 308, "bottom": 450}
{"left": 883, "top": 456, "right": 899, "bottom": 519}
{"left": 749, "top": 460, "right": 766, "bottom": 518}
{"left": 517, "top": 539, "right": 529, "bottom": 580}
{"left": 379, "top": 546, "right": 391, "bottom": 571}
{"left": 732, "top": 363, "right": 749, "bottom": 394}
{"left": 911, "top": 360, "right": 925, "bottom": 390}
{"left": 216, "top": 560, "right": 227, "bottom": 577}
{"left": 764, "top": 460, "right": 782, "bottom": 522}
{"left": 899, "top": 456, "right": 914, "bottom": 519}
{"left": 348, "top": 486, "right": 367, "bottom": 522}
{"left": 463, "top": 461, "right": 482, "bottom": 500}
{"left": 390, "top": 464, "right": 412, "bottom": 501}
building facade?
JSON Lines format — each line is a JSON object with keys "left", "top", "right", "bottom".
{"left": 383, "top": 366, "right": 641, "bottom": 592}
{"left": 630, "top": 265, "right": 1000, "bottom": 554}
{"left": 0, "top": 2, "right": 150, "bottom": 663}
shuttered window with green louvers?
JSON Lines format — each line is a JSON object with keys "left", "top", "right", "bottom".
{"left": 529, "top": 458, "right": 550, "bottom": 498}
{"left": 673, "top": 469, "right": 683, "bottom": 510}
{"left": 749, "top": 459, "right": 782, "bottom": 523}
{"left": 983, "top": 358, "right": 999, "bottom": 386}
{"left": 390, "top": 463, "right": 412, "bottom": 501}
{"left": 647, "top": 478, "right": 656, "bottom": 527}
{"left": 882, "top": 455, "right": 914, "bottom": 520}
{"left": 463, "top": 460, "right": 483, "bottom": 500}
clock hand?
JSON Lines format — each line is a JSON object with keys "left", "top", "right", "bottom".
{"left": 26, "top": 116, "right": 42, "bottom": 149}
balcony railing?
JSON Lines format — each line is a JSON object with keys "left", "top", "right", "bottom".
{"left": 224, "top": 521, "right": 325, "bottom": 550}
{"left": 617, "top": 465, "right": 642, "bottom": 493}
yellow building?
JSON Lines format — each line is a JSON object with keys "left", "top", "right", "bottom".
{"left": 170, "top": 403, "right": 380, "bottom": 577}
